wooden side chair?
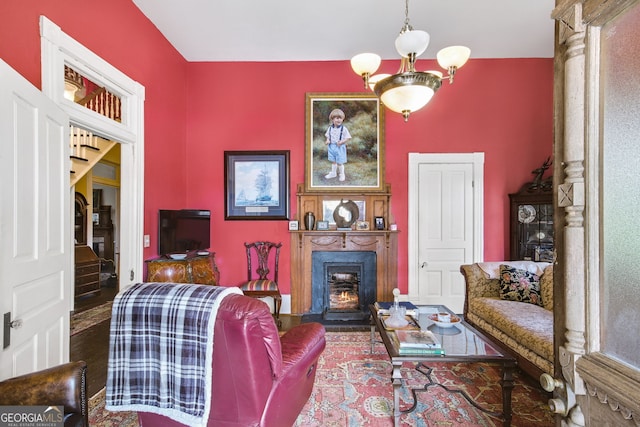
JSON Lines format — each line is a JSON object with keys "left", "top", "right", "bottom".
{"left": 239, "top": 241, "right": 282, "bottom": 325}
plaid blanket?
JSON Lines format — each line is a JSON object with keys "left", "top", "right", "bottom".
{"left": 105, "top": 282, "right": 242, "bottom": 427}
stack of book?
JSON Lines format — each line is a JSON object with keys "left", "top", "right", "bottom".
{"left": 374, "top": 301, "right": 418, "bottom": 317}
{"left": 394, "top": 330, "right": 445, "bottom": 355}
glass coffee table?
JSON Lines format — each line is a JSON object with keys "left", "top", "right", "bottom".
{"left": 369, "top": 304, "right": 517, "bottom": 427}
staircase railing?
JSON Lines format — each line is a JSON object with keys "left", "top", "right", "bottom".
{"left": 69, "top": 125, "right": 117, "bottom": 187}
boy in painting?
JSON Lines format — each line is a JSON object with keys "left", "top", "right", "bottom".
{"left": 324, "top": 108, "right": 352, "bottom": 182}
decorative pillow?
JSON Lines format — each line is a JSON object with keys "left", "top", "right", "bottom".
{"left": 499, "top": 264, "right": 543, "bottom": 306}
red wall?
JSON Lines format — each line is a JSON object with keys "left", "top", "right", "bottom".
{"left": 0, "top": 1, "right": 553, "bottom": 297}
{"left": 0, "top": 0, "right": 190, "bottom": 245}
{"left": 185, "top": 59, "right": 554, "bottom": 293}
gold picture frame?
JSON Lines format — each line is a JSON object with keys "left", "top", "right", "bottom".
{"left": 305, "top": 93, "right": 385, "bottom": 192}
{"left": 356, "top": 220, "right": 370, "bottom": 231}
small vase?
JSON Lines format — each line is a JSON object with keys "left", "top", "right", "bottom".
{"left": 304, "top": 212, "right": 316, "bottom": 230}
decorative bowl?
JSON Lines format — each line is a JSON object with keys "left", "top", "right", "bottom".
{"left": 428, "top": 313, "right": 461, "bottom": 328}
{"left": 168, "top": 253, "right": 187, "bottom": 260}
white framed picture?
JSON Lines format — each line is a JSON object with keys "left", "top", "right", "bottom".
{"left": 288, "top": 220, "right": 299, "bottom": 230}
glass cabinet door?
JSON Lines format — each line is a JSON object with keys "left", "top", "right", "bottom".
{"left": 515, "top": 202, "right": 553, "bottom": 261}
{"left": 509, "top": 184, "right": 553, "bottom": 261}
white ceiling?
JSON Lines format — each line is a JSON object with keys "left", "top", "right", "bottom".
{"left": 132, "top": 0, "right": 556, "bottom": 62}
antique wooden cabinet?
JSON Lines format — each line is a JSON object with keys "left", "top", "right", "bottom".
{"left": 145, "top": 252, "right": 220, "bottom": 285}
{"left": 509, "top": 183, "right": 554, "bottom": 261}
{"left": 75, "top": 245, "right": 101, "bottom": 298}
{"left": 74, "top": 192, "right": 89, "bottom": 245}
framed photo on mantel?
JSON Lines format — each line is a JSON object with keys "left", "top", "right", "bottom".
{"left": 305, "top": 93, "right": 385, "bottom": 192}
{"left": 224, "top": 150, "right": 290, "bottom": 220}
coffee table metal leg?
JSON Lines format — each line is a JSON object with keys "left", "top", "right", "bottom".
{"left": 392, "top": 361, "right": 403, "bottom": 426}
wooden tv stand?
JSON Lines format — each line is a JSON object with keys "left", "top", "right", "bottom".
{"left": 145, "top": 252, "right": 220, "bottom": 286}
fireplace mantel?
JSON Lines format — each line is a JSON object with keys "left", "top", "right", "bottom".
{"left": 289, "top": 184, "right": 398, "bottom": 315}
{"left": 289, "top": 230, "right": 398, "bottom": 314}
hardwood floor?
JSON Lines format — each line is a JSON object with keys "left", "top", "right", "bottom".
{"left": 70, "top": 285, "right": 118, "bottom": 397}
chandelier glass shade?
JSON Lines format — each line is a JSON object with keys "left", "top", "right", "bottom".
{"left": 351, "top": 0, "right": 470, "bottom": 121}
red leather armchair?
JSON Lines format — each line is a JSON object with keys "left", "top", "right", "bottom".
{"left": 137, "top": 293, "right": 326, "bottom": 427}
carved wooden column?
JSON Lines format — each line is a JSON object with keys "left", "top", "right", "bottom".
{"left": 554, "top": 2, "right": 587, "bottom": 397}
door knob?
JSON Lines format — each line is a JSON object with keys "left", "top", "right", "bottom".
{"left": 420, "top": 262, "right": 427, "bottom": 268}
{"left": 4, "top": 312, "right": 23, "bottom": 349}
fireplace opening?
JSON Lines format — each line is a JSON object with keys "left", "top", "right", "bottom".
{"left": 325, "top": 267, "right": 362, "bottom": 320}
{"left": 328, "top": 272, "right": 359, "bottom": 312}
{"left": 311, "top": 251, "right": 376, "bottom": 322}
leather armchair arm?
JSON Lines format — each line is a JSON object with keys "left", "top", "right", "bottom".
{"left": 0, "top": 361, "right": 88, "bottom": 427}
{"left": 279, "top": 322, "right": 326, "bottom": 370}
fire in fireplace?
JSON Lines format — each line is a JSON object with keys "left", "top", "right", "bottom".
{"left": 328, "top": 272, "right": 359, "bottom": 312}
{"left": 311, "top": 251, "right": 376, "bottom": 322}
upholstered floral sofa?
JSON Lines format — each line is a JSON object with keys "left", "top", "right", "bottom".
{"left": 461, "top": 261, "right": 553, "bottom": 381}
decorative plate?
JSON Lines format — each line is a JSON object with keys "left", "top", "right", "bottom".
{"left": 518, "top": 205, "right": 537, "bottom": 223}
{"left": 428, "top": 313, "right": 461, "bottom": 328}
{"left": 333, "top": 199, "right": 360, "bottom": 228}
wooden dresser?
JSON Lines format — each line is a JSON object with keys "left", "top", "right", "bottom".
{"left": 145, "top": 252, "right": 220, "bottom": 286}
{"left": 75, "top": 245, "right": 101, "bottom": 298}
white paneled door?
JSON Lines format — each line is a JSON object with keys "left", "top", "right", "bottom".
{"left": 408, "top": 153, "right": 484, "bottom": 314}
{"left": 0, "top": 59, "right": 70, "bottom": 379}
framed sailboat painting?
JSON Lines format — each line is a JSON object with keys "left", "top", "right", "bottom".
{"left": 224, "top": 150, "right": 290, "bottom": 220}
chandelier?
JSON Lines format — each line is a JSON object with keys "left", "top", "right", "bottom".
{"left": 350, "top": 0, "right": 470, "bottom": 121}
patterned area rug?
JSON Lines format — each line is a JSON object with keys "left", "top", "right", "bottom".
{"left": 294, "top": 332, "right": 553, "bottom": 426}
{"left": 88, "top": 331, "right": 553, "bottom": 426}
{"left": 70, "top": 302, "right": 113, "bottom": 336}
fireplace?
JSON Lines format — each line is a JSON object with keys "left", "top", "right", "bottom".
{"left": 311, "top": 251, "right": 376, "bottom": 321}
{"left": 289, "top": 184, "right": 397, "bottom": 316}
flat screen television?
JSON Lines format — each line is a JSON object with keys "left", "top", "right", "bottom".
{"left": 158, "top": 209, "right": 210, "bottom": 255}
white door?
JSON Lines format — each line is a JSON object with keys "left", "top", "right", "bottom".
{"left": 0, "top": 59, "right": 70, "bottom": 379}
{"left": 408, "top": 153, "right": 484, "bottom": 314}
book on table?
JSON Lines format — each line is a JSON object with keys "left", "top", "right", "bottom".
{"left": 390, "top": 332, "right": 446, "bottom": 355}
{"left": 395, "top": 329, "right": 441, "bottom": 348}
{"left": 398, "top": 347, "right": 446, "bottom": 356}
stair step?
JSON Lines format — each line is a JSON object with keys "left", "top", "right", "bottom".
{"left": 70, "top": 155, "right": 89, "bottom": 162}
{"left": 81, "top": 144, "right": 100, "bottom": 151}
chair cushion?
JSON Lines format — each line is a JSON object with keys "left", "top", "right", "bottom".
{"left": 241, "top": 279, "right": 279, "bottom": 292}
{"left": 498, "top": 264, "right": 543, "bottom": 306}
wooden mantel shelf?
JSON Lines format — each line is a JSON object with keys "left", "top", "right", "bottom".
{"left": 289, "top": 183, "right": 398, "bottom": 315}
{"left": 290, "top": 230, "right": 398, "bottom": 249}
